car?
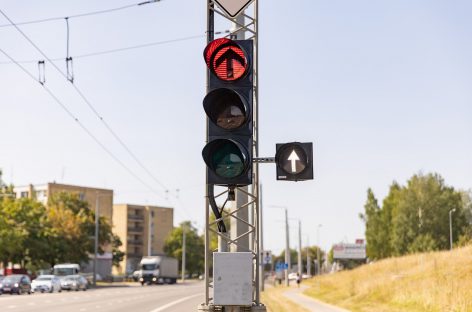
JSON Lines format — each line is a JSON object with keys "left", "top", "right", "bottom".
{"left": 132, "top": 270, "right": 141, "bottom": 282}
{"left": 60, "top": 275, "right": 87, "bottom": 291}
{"left": 0, "top": 274, "right": 32, "bottom": 295}
{"left": 74, "top": 275, "right": 88, "bottom": 291}
{"left": 0, "top": 276, "right": 4, "bottom": 295}
{"left": 31, "top": 275, "right": 62, "bottom": 293}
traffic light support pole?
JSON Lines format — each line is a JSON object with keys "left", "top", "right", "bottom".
{"left": 201, "top": 1, "right": 264, "bottom": 311}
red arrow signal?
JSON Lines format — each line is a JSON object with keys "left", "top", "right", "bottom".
{"left": 204, "top": 38, "right": 248, "bottom": 81}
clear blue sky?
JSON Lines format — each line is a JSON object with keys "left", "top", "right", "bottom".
{"left": 1, "top": 0, "right": 471, "bottom": 254}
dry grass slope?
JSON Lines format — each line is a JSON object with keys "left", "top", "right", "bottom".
{"left": 304, "top": 245, "right": 472, "bottom": 312}
{"left": 261, "top": 285, "right": 310, "bottom": 312}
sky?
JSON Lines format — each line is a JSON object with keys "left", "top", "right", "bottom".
{"left": 0, "top": 0, "right": 471, "bottom": 255}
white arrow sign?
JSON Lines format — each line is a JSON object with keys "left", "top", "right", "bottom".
{"left": 214, "top": 0, "right": 254, "bottom": 18}
{"left": 287, "top": 150, "right": 300, "bottom": 173}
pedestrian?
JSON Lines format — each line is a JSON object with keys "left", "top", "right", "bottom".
{"left": 296, "top": 272, "right": 301, "bottom": 288}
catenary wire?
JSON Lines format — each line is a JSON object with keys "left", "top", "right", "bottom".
{"left": 0, "top": 46, "right": 166, "bottom": 201}
{"left": 0, "top": 0, "right": 162, "bottom": 28}
{"left": 0, "top": 8, "right": 170, "bottom": 193}
{"left": 0, "top": 33, "right": 230, "bottom": 65}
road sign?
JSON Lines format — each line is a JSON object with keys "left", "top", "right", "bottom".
{"left": 202, "top": 38, "right": 254, "bottom": 186}
{"left": 262, "top": 250, "right": 272, "bottom": 265}
{"left": 275, "top": 142, "right": 313, "bottom": 181}
{"left": 214, "top": 0, "right": 254, "bottom": 18}
{"left": 275, "top": 262, "right": 288, "bottom": 271}
{"left": 333, "top": 243, "right": 366, "bottom": 260}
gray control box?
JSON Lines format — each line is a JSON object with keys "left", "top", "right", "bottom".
{"left": 213, "top": 252, "right": 253, "bottom": 306}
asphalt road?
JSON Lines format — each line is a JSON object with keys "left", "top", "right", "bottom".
{"left": 0, "top": 281, "right": 204, "bottom": 312}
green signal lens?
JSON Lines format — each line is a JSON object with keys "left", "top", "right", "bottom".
{"left": 210, "top": 141, "right": 246, "bottom": 178}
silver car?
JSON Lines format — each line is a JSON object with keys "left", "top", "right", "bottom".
{"left": 31, "top": 275, "right": 62, "bottom": 293}
{"left": 60, "top": 275, "right": 87, "bottom": 291}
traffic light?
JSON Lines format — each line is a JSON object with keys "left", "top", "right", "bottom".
{"left": 202, "top": 38, "right": 253, "bottom": 186}
{"left": 275, "top": 142, "right": 313, "bottom": 181}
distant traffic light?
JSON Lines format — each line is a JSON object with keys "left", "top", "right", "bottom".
{"left": 202, "top": 38, "right": 253, "bottom": 186}
{"left": 275, "top": 142, "right": 313, "bottom": 181}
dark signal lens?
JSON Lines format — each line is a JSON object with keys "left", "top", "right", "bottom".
{"left": 204, "top": 88, "right": 248, "bottom": 130}
{"left": 209, "top": 140, "right": 246, "bottom": 178}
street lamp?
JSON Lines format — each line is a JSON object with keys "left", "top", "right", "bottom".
{"left": 268, "top": 205, "right": 290, "bottom": 286}
{"left": 449, "top": 208, "right": 456, "bottom": 250}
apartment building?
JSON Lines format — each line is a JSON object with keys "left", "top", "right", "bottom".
{"left": 112, "top": 204, "right": 174, "bottom": 275}
{"left": 13, "top": 182, "right": 114, "bottom": 277}
{"left": 13, "top": 182, "right": 113, "bottom": 222}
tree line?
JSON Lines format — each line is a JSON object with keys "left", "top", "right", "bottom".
{"left": 0, "top": 186, "right": 123, "bottom": 272}
{"left": 360, "top": 172, "right": 472, "bottom": 260}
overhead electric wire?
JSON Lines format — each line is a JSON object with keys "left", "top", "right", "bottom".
{"left": 0, "top": 35, "right": 205, "bottom": 65}
{"left": 0, "top": 8, "right": 170, "bottom": 193}
{"left": 0, "top": 0, "right": 162, "bottom": 28}
{"left": 0, "top": 46, "right": 165, "bottom": 201}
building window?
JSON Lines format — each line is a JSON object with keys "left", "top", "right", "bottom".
{"left": 151, "top": 211, "right": 155, "bottom": 217}
{"left": 20, "top": 191, "right": 29, "bottom": 198}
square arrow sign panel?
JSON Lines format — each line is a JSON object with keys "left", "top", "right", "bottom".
{"left": 214, "top": 0, "right": 254, "bottom": 18}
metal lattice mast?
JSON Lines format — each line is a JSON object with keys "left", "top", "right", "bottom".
{"left": 202, "top": 0, "right": 261, "bottom": 309}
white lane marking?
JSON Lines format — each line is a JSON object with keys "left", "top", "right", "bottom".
{"left": 8, "top": 305, "right": 17, "bottom": 309}
{"left": 149, "top": 294, "right": 202, "bottom": 312}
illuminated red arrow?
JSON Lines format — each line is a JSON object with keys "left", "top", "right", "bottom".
{"left": 215, "top": 47, "right": 246, "bottom": 79}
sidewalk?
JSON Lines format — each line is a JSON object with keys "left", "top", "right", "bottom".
{"left": 282, "top": 285, "right": 351, "bottom": 312}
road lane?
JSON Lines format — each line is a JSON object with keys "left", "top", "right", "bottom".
{"left": 0, "top": 281, "right": 204, "bottom": 312}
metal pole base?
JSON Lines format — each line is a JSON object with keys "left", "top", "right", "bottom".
{"left": 197, "top": 305, "right": 267, "bottom": 312}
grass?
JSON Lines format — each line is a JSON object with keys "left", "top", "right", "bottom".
{"left": 261, "top": 284, "right": 310, "bottom": 312}
{"left": 303, "top": 245, "right": 472, "bottom": 312}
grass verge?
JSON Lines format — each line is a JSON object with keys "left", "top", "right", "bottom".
{"left": 261, "top": 285, "right": 310, "bottom": 312}
{"left": 303, "top": 245, "right": 472, "bottom": 312}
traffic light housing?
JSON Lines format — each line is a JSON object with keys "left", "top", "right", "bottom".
{"left": 275, "top": 142, "right": 313, "bottom": 181}
{"left": 202, "top": 38, "right": 253, "bottom": 186}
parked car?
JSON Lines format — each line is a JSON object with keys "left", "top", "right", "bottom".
{"left": 0, "top": 276, "right": 4, "bottom": 295}
{"left": 31, "top": 275, "right": 62, "bottom": 293}
{"left": 0, "top": 274, "right": 32, "bottom": 295}
{"left": 74, "top": 275, "right": 88, "bottom": 291}
{"left": 60, "top": 275, "right": 87, "bottom": 291}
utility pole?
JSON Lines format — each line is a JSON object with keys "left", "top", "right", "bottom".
{"left": 182, "top": 224, "right": 186, "bottom": 282}
{"left": 259, "top": 184, "right": 264, "bottom": 292}
{"left": 306, "top": 236, "right": 311, "bottom": 276}
{"left": 93, "top": 193, "right": 99, "bottom": 287}
{"left": 285, "top": 208, "right": 290, "bottom": 286}
{"left": 230, "top": 13, "right": 250, "bottom": 254}
{"left": 148, "top": 208, "right": 152, "bottom": 256}
{"left": 317, "top": 224, "right": 322, "bottom": 275}
{"left": 449, "top": 208, "right": 456, "bottom": 250}
{"left": 298, "top": 221, "right": 302, "bottom": 277}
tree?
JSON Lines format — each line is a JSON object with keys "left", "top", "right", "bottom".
{"left": 359, "top": 189, "right": 386, "bottom": 259}
{"left": 44, "top": 192, "right": 114, "bottom": 266}
{"left": 112, "top": 234, "right": 125, "bottom": 268}
{"left": 392, "top": 173, "right": 467, "bottom": 253}
{"left": 0, "top": 198, "right": 28, "bottom": 268}
{"left": 164, "top": 221, "right": 204, "bottom": 276}
{"left": 361, "top": 173, "right": 469, "bottom": 259}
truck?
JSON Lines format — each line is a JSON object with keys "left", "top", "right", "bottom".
{"left": 138, "top": 256, "right": 178, "bottom": 285}
{"left": 53, "top": 264, "right": 80, "bottom": 276}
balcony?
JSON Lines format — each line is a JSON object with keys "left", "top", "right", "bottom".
{"left": 127, "top": 226, "right": 144, "bottom": 233}
{"left": 128, "top": 215, "right": 144, "bottom": 221}
{"left": 127, "top": 239, "right": 143, "bottom": 245}
{"left": 126, "top": 252, "right": 143, "bottom": 258}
